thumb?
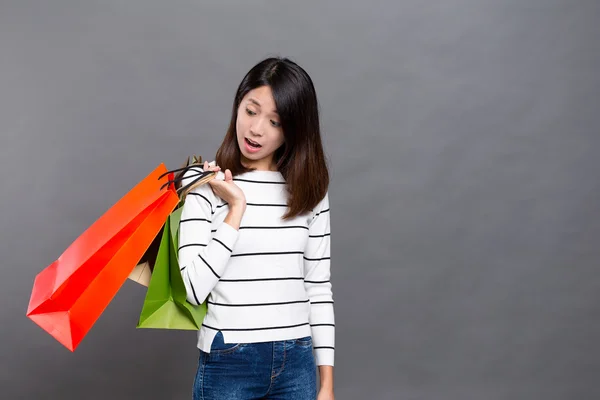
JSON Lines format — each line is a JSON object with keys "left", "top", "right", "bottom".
{"left": 224, "top": 169, "right": 233, "bottom": 181}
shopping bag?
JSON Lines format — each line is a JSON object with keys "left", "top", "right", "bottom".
{"left": 26, "top": 164, "right": 181, "bottom": 351}
{"left": 128, "top": 155, "right": 215, "bottom": 286}
{"left": 136, "top": 206, "right": 207, "bottom": 329}
{"left": 128, "top": 261, "right": 153, "bottom": 287}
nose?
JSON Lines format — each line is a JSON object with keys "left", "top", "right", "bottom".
{"left": 250, "top": 118, "right": 266, "bottom": 137}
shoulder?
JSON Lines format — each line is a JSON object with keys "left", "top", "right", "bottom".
{"left": 318, "top": 190, "right": 330, "bottom": 208}
{"left": 311, "top": 190, "right": 330, "bottom": 217}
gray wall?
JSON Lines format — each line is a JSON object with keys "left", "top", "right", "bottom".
{"left": 2, "top": 1, "right": 599, "bottom": 399}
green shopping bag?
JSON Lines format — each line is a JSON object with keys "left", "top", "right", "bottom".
{"left": 136, "top": 206, "right": 207, "bottom": 329}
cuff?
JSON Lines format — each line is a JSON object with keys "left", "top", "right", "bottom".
{"left": 314, "top": 349, "right": 335, "bottom": 366}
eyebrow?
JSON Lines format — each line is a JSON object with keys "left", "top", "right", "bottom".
{"left": 248, "top": 98, "right": 278, "bottom": 114}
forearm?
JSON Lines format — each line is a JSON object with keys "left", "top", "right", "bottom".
{"left": 178, "top": 193, "right": 241, "bottom": 305}
{"left": 223, "top": 203, "right": 246, "bottom": 230}
{"left": 319, "top": 365, "right": 334, "bottom": 392}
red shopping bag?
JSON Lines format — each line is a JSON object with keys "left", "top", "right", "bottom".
{"left": 26, "top": 163, "right": 180, "bottom": 351}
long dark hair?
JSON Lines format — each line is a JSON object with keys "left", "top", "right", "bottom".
{"left": 215, "top": 57, "right": 330, "bottom": 220}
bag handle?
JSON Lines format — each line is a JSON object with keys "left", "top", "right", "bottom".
{"left": 158, "top": 155, "right": 217, "bottom": 200}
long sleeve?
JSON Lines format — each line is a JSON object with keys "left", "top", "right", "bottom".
{"left": 178, "top": 167, "right": 240, "bottom": 306}
{"left": 303, "top": 191, "right": 335, "bottom": 366}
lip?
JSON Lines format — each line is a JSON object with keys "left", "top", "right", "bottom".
{"left": 244, "top": 137, "right": 262, "bottom": 153}
{"left": 246, "top": 137, "right": 261, "bottom": 146}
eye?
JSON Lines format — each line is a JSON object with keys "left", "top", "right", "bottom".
{"left": 245, "top": 108, "right": 256, "bottom": 116}
{"left": 270, "top": 120, "right": 281, "bottom": 128}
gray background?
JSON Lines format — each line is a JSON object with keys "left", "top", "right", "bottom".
{"left": 2, "top": 0, "right": 599, "bottom": 399}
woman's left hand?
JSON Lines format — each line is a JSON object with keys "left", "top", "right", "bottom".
{"left": 317, "top": 389, "right": 335, "bottom": 400}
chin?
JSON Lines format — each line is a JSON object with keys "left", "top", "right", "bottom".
{"left": 243, "top": 153, "right": 259, "bottom": 160}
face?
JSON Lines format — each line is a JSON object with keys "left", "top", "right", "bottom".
{"left": 236, "top": 85, "right": 285, "bottom": 171}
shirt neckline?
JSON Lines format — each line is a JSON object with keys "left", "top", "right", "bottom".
{"left": 235, "top": 169, "right": 285, "bottom": 182}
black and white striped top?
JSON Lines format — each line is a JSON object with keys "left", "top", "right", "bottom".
{"left": 178, "top": 167, "right": 335, "bottom": 366}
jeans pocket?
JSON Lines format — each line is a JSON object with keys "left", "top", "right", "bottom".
{"left": 210, "top": 331, "right": 242, "bottom": 354}
{"left": 294, "top": 336, "right": 313, "bottom": 347}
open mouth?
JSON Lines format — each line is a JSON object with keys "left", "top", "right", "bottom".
{"left": 245, "top": 138, "right": 262, "bottom": 148}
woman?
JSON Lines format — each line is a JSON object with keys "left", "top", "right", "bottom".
{"left": 178, "top": 57, "right": 335, "bottom": 400}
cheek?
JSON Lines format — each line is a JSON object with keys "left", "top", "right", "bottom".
{"left": 274, "top": 131, "right": 285, "bottom": 148}
{"left": 236, "top": 110, "right": 247, "bottom": 134}
{"left": 235, "top": 117, "right": 243, "bottom": 135}
{"left": 235, "top": 125, "right": 241, "bottom": 142}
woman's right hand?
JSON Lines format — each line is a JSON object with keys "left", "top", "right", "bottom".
{"left": 204, "top": 161, "right": 247, "bottom": 209}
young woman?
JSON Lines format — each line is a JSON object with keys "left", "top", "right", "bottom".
{"left": 178, "top": 57, "right": 335, "bottom": 400}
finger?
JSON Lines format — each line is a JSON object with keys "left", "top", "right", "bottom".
{"left": 204, "top": 161, "right": 208, "bottom": 170}
{"left": 225, "top": 169, "right": 233, "bottom": 181}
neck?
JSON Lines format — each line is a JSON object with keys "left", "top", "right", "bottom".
{"left": 241, "top": 160, "right": 278, "bottom": 172}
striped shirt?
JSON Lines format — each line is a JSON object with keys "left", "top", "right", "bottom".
{"left": 178, "top": 167, "right": 335, "bottom": 366}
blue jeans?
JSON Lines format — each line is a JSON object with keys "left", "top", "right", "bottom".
{"left": 193, "top": 331, "right": 317, "bottom": 399}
